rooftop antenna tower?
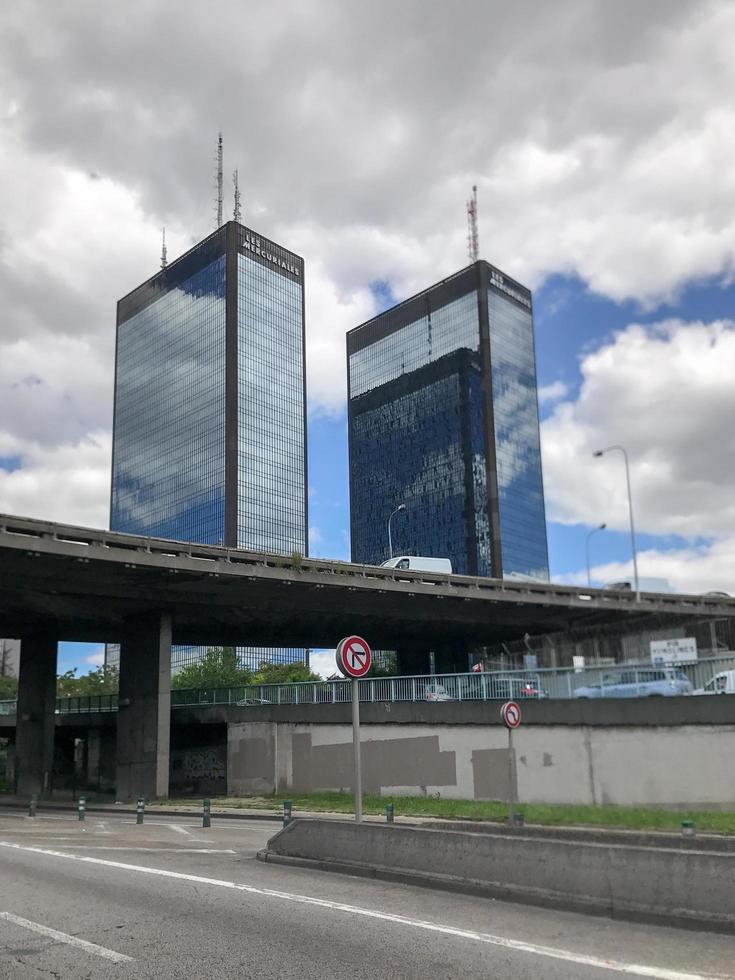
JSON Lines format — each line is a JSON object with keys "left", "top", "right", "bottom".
{"left": 233, "top": 169, "right": 242, "bottom": 222}
{"left": 215, "top": 132, "right": 224, "bottom": 227}
{"left": 466, "top": 184, "right": 479, "bottom": 263}
{"left": 160, "top": 227, "right": 168, "bottom": 269}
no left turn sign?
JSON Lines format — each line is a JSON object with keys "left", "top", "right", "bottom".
{"left": 500, "top": 700, "right": 522, "bottom": 729}
{"left": 335, "top": 635, "right": 372, "bottom": 678}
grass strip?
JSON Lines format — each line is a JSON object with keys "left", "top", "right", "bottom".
{"left": 161, "top": 792, "right": 735, "bottom": 834}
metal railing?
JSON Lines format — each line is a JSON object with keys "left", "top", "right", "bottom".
{"left": 0, "top": 653, "right": 733, "bottom": 717}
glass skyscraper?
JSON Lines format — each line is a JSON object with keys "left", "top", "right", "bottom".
{"left": 109, "top": 222, "right": 307, "bottom": 670}
{"left": 347, "top": 261, "right": 548, "bottom": 583}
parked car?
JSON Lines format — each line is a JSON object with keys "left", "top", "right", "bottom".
{"left": 693, "top": 670, "right": 735, "bottom": 695}
{"left": 424, "top": 682, "right": 453, "bottom": 702}
{"left": 485, "top": 674, "right": 548, "bottom": 699}
{"left": 574, "top": 667, "right": 692, "bottom": 699}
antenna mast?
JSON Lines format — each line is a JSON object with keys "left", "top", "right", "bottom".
{"left": 160, "top": 227, "right": 168, "bottom": 269}
{"left": 466, "top": 184, "right": 479, "bottom": 263}
{"left": 233, "top": 169, "right": 242, "bottom": 222}
{"left": 215, "top": 133, "right": 224, "bottom": 227}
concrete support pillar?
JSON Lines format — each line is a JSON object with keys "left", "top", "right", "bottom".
{"left": 15, "top": 631, "right": 58, "bottom": 798}
{"left": 115, "top": 612, "right": 172, "bottom": 801}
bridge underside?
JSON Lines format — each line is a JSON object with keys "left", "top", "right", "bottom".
{"left": 2, "top": 514, "right": 733, "bottom": 801}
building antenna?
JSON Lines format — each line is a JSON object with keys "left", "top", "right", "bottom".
{"left": 467, "top": 184, "right": 479, "bottom": 263}
{"left": 233, "top": 169, "right": 242, "bottom": 222}
{"left": 160, "top": 227, "right": 168, "bottom": 269}
{"left": 215, "top": 132, "right": 224, "bottom": 227}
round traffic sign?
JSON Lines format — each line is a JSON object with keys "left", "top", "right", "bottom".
{"left": 335, "top": 635, "right": 372, "bottom": 678}
{"left": 500, "top": 700, "right": 522, "bottom": 729}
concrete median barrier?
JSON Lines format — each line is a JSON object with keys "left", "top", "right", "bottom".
{"left": 258, "top": 819, "right": 735, "bottom": 933}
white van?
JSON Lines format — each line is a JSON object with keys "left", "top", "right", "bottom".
{"left": 693, "top": 670, "right": 735, "bottom": 695}
{"left": 381, "top": 556, "right": 453, "bottom": 574}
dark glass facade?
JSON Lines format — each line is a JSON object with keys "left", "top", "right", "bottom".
{"left": 348, "top": 262, "right": 548, "bottom": 580}
{"left": 109, "top": 223, "right": 307, "bottom": 671}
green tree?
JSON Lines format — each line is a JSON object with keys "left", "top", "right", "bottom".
{"left": 367, "top": 653, "right": 398, "bottom": 677}
{"left": 252, "top": 661, "right": 321, "bottom": 685}
{"left": 57, "top": 665, "right": 119, "bottom": 697}
{"left": 0, "top": 675, "right": 18, "bottom": 700}
{"left": 172, "top": 647, "right": 253, "bottom": 689}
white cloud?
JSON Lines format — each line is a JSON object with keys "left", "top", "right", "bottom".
{"left": 560, "top": 539, "right": 735, "bottom": 596}
{"left": 0, "top": 433, "right": 111, "bottom": 527}
{"left": 84, "top": 647, "right": 105, "bottom": 667}
{"left": 309, "top": 649, "right": 337, "bottom": 679}
{"left": 541, "top": 318, "right": 735, "bottom": 538}
{"left": 3, "top": 1, "right": 735, "bottom": 527}
{"left": 538, "top": 380, "right": 569, "bottom": 404}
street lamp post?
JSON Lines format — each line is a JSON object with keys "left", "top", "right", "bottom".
{"left": 387, "top": 504, "right": 406, "bottom": 559}
{"left": 585, "top": 523, "right": 607, "bottom": 588}
{"left": 593, "top": 446, "right": 639, "bottom": 599}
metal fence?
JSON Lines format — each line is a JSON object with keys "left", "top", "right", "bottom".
{"left": 0, "top": 653, "right": 733, "bottom": 718}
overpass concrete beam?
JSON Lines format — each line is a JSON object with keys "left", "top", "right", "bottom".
{"left": 115, "top": 612, "right": 171, "bottom": 801}
{"left": 15, "top": 630, "right": 57, "bottom": 797}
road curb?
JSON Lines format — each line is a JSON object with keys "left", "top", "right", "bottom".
{"left": 259, "top": 819, "right": 735, "bottom": 935}
{"left": 256, "top": 846, "right": 735, "bottom": 935}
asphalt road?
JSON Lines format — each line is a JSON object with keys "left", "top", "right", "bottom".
{"left": 0, "top": 807, "right": 733, "bottom": 979}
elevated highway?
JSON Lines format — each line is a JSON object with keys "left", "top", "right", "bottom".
{"left": 0, "top": 513, "right": 729, "bottom": 648}
{"left": 2, "top": 512, "right": 734, "bottom": 802}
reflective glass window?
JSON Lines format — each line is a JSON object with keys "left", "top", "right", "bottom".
{"left": 111, "top": 255, "right": 226, "bottom": 544}
{"left": 236, "top": 255, "right": 306, "bottom": 555}
{"left": 487, "top": 288, "right": 549, "bottom": 578}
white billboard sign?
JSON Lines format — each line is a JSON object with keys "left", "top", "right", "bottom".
{"left": 650, "top": 637, "right": 698, "bottom": 665}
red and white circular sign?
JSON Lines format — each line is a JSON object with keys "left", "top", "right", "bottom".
{"left": 335, "top": 635, "right": 372, "bottom": 678}
{"left": 500, "top": 700, "right": 522, "bottom": 729}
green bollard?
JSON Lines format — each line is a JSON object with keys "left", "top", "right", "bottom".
{"left": 203, "top": 798, "right": 211, "bottom": 829}
{"left": 78, "top": 796, "right": 86, "bottom": 822}
{"left": 283, "top": 800, "right": 292, "bottom": 828}
{"left": 136, "top": 796, "right": 145, "bottom": 825}
{"left": 386, "top": 802, "right": 394, "bottom": 824}
{"left": 512, "top": 811, "right": 525, "bottom": 828}
{"left": 681, "top": 819, "right": 695, "bottom": 837}
{"left": 29, "top": 794, "right": 37, "bottom": 819}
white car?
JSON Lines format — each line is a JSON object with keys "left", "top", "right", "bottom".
{"left": 693, "top": 670, "right": 735, "bottom": 695}
{"left": 424, "top": 682, "right": 453, "bottom": 702}
{"left": 574, "top": 667, "right": 692, "bottom": 699}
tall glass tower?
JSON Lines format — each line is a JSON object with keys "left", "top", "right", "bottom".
{"left": 110, "top": 221, "right": 307, "bottom": 670}
{"left": 347, "top": 261, "right": 548, "bottom": 582}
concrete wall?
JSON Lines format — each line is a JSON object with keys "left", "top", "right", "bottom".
{"left": 228, "top": 719, "right": 735, "bottom": 808}
{"left": 263, "top": 819, "right": 735, "bottom": 931}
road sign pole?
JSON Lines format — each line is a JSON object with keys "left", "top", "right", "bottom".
{"left": 507, "top": 727, "right": 515, "bottom": 825}
{"left": 352, "top": 677, "right": 362, "bottom": 823}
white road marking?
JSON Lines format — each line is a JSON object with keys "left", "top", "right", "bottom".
{"left": 0, "top": 911, "right": 132, "bottom": 963}
{"left": 0, "top": 841, "right": 727, "bottom": 980}
{"left": 96, "top": 821, "right": 111, "bottom": 835}
{"left": 168, "top": 824, "right": 193, "bottom": 837}
{"left": 46, "top": 846, "right": 237, "bottom": 853}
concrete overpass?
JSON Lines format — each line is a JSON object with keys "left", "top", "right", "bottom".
{"left": 2, "top": 512, "right": 733, "bottom": 802}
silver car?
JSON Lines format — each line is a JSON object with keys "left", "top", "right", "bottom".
{"left": 574, "top": 667, "right": 692, "bottom": 699}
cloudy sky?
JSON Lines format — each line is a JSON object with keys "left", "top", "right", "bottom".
{"left": 1, "top": 0, "right": 735, "bottom": 673}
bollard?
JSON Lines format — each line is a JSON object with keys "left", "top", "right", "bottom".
{"left": 283, "top": 800, "right": 292, "bottom": 828}
{"left": 136, "top": 796, "right": 145, "bottom": 825}
{"left": 78, "top": 796, "right": 86, "bottom": 822}
{"left": 28, "top": 794, "right": 37, "bottom": 819}
{"left": 386, "top": 802, "right": 394, "bottom": 824}
{"left": 203, "top": 798, "right": 211, "bottom": 829}
{"left": 512, "top": 811, "right": 525, "bottom": 828}
{"left": 681, "top": 819, "right": 695, "bottom": 837}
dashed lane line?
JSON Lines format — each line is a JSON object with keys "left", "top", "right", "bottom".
{"left": 0, "top": 911, "right": 132, "bottom": 963}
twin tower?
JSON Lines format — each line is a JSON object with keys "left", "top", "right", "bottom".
{"left": 110, "top": 221, "right": 549, "bottom": 664}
